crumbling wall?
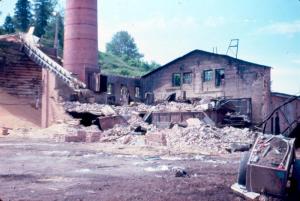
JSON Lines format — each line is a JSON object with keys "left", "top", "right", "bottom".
{"left": 0, "top": 39, "right": 42, "bottom": 100}
{"left": 142, "top": 51, "right": 271, "bottom": 124}
{"left": 267, "top": 93, "right": 300, "bottom": 134}
{"left": 105, "top": 74, "right": 142, "bottom": 105}
{"left": 0, "top": 35, "right": 69, "bottom": 128}
{"left": 0, "top": 36, "right": 43, "bottom": 127}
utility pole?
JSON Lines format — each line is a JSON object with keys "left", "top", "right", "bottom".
{"left": 212, "top": 47, "right": 218, "bottom": 54}
{"left": 53, "top": 12, "right": 59, "bottom": 49}
{"left": 226, "top": 39, "right": 239, "bottom": 58}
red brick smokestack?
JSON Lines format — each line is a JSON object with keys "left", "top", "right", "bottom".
{"left": 64, "top": 0, "right": 99, "bottom": 83}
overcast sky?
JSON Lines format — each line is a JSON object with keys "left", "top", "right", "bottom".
{"left": 0, "top": 0, "right": 300, "bottom": 95}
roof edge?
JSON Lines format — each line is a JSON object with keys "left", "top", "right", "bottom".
{"left": 142, "top": 49, "right": 271, "bottom": 78}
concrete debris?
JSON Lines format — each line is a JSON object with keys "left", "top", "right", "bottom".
{"left": 64, "top": 102, "right": 116, "bottom": 116}
{"left": 60, "top": 102, "right": 258, "bottom": 153}
{"left": 186, "top": 118, "right": 202, "bottom": 127}
{"left": 5, "top": 101, "right": 259, "bottom": 154}
{"left": 226, "top": 143, "right": 252, "bottom": 153}
{"left": 164, "top": 123, "right": 256, "bottom": 154}
{"left": 145, "top": 132, "right": 167, "bottom": 146}
{"left": 0, "top": 127, "right": 10, "bottom": 136}
{"left": 97, "top": 115, "right": 128, "bottom": 130}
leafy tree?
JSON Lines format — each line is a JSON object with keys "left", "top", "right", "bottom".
{"left": 106, "top": 31, "right": 144, "bottom": 61}
{"left": 14, "top": 0, "right": 32, "bottom": 32}
{"left": 33, "top": 0, "right": 56, "bottom": 37}
{"left": 3, "top": 15, "right": 15, "bottom": 34}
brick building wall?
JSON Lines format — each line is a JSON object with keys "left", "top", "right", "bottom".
{"left": 0, "top": 38, "right": 42, "bottom": 101}
{"left": 141, "top": 50, "right": 271, "bottom": 124}
{"left": 104, "top": 74, "right": 142, "bottom": 105}
{"left": 0, "top": 35, "right": 68, "bottom": 128}
{"left": 267, "top": 93, "right": 300, "bottom": 134}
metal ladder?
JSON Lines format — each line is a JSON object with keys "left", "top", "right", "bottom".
{"left": 18, "top": 33, "right": 86, "bottom": 89}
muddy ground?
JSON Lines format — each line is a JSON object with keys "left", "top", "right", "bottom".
{"left": 0, "top": 138, "right": 246, "bottom": 201}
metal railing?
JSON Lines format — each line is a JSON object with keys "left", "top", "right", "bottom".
{"left": 18, "top": 33, "right": 86, "bottom": 89}
{"left": 258, "top": 95, "right": 300, "bottom": 135}
{"left": 282, "top": 117, "right": 300, "bottom": 137}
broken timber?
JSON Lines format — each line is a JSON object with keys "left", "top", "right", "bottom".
{"left": 151, "top": 111, "right": 214, "bottom": 128}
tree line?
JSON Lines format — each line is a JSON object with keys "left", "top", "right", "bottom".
{"left": 106, "top": 31, "right": 160, "bottom": 72}
{"left": 0, "top": 0, "right": 159, "bottom": 72}
{"left": 0, "top": 0, "right": 63, "bottom": 49}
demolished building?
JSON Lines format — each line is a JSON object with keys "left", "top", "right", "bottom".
{"left": 0, "top": 0, "right": 299, "bottom": 137}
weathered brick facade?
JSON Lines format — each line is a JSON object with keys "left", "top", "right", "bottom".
{"left": 268, "top": 93, "right": 300, "bottom": 133}
{"left": 141, "top": 50, "right": 271, "bottom": 124}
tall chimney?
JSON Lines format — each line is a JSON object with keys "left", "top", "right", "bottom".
{"left": 64, "top": 0, "right": 99, "bottom": 83}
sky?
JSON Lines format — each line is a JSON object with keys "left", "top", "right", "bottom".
{"left": 0, "top": 0, "right": 300, "bottom": 95}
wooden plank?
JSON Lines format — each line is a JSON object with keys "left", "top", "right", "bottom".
{"left": 231, "top": 183, "right": 260, "bottom": 200}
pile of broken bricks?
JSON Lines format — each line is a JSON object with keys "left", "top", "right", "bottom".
{"left": 48, "top": 101, "right": 259, "bottom": 153}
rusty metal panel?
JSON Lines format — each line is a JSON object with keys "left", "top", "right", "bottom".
{"left": 159, "top": 113, "right": 171, "bottom": 122}
{"left": 152, "top": 113, "right": 160, "bottom": 123}
{"left": 246, "top": 164, "right": 289, "bottom": 196}
{"left": 170, "top": 113, "right": 182, "bottom": 122}
{"left": 246, "top": 136, "right": 295, "bottom": 197}
{"left": 152, "top": 111, "right": 208, "bottom": 126}
{"left": 181, "top": 113, "right": 195, "bottom": 121}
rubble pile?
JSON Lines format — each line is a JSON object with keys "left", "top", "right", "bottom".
{"left": 7, "top": 101, "right": 258, "bottom": 154}
{"left": 64, "top": 102, "right": 116, "bottom": 116}
{"left": 163, "top": 120, "right": 256, "bottom": 153}
{"left": 64, "top": 101, "right": 208, "bottom": 116}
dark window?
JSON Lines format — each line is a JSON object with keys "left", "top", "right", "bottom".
{"left": 135, "top": 87, "right": 141, "bottom": 98}
{"left": 87, "top": 72, "right": 100, "bottom": 92}
{"left": 203, "top": 70, "right": 213, "bottom": 82}
{"left": 172, "top": 73, "right": 181, "bottom": 87}
{"left": 100, "top": 75, "right": 108, "bottom": 93}
{"left": 107, "top": 83, "right": 114, "bottom": 94}
{"left": 183, "top": 72, "right": 192, "bottom": 84}
{"left": 215, "top": 69, "right": 225, "bottom": 87}
{"left": 121, "top": 85, "right": 128, "bottom": 96}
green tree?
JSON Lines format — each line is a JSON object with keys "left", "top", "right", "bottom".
{"left": 3, "top": 15, "right": 15, "bottom": 34}
{"left": 106, "top": 31, "right": 144, "bottom": 61}
{"left": 33, "top": 0, "right": 56, "bottom": 37}
{"left": 14, "top": 0, "right": 32, "bottom": 32}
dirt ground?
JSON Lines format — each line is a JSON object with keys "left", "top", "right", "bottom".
{"left": 0, "top": 137, "right": 246, "bottom": 201}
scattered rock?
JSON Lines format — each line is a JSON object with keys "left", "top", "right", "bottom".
{"left": 1, "top": 127, "right": 10, "bottom": 136}
{"left": 173, "top": 167, "right": 189, "bottom": 177}
{"left": 186, "top": 118, "right": 201, "bottom": 127}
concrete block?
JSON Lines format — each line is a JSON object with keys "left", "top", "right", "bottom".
{"left": 86, "top": 131, "right": 102, "bottom": 143}
{"left": 65, "top": 130, "right": 86, "bottom": 142}
{"left": 145, "top": 132, "right": 167, "bottom": 146}
{"left": 97, "top": 115, "right": 128, "bottom": 130}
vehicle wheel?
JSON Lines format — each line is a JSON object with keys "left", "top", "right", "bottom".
{"left": 237, "top": 151, "right": 250, "bottom": 186}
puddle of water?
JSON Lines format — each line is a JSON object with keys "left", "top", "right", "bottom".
{"left": 115, "top": 154, "right": 139, "bottom": 159}
{"left": 144, "top": 156, "right": 161, "bottom": 161}
{"left": 38, "top": 176, "right": 72, "bottom": 183}
{"left": 41, "top": 151, "right": 71, "bottom": 157}
{"left": 74, "top": 168, "right": 92, "bottom": 174}
{"left": 160, "top": 156, "right": 183, "bottom": 161}
{"left": 144, "top": 165, "right": 169, "bottom": 172}
{"left": 193, "top": 155, "right": 227, "bottom": 164}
